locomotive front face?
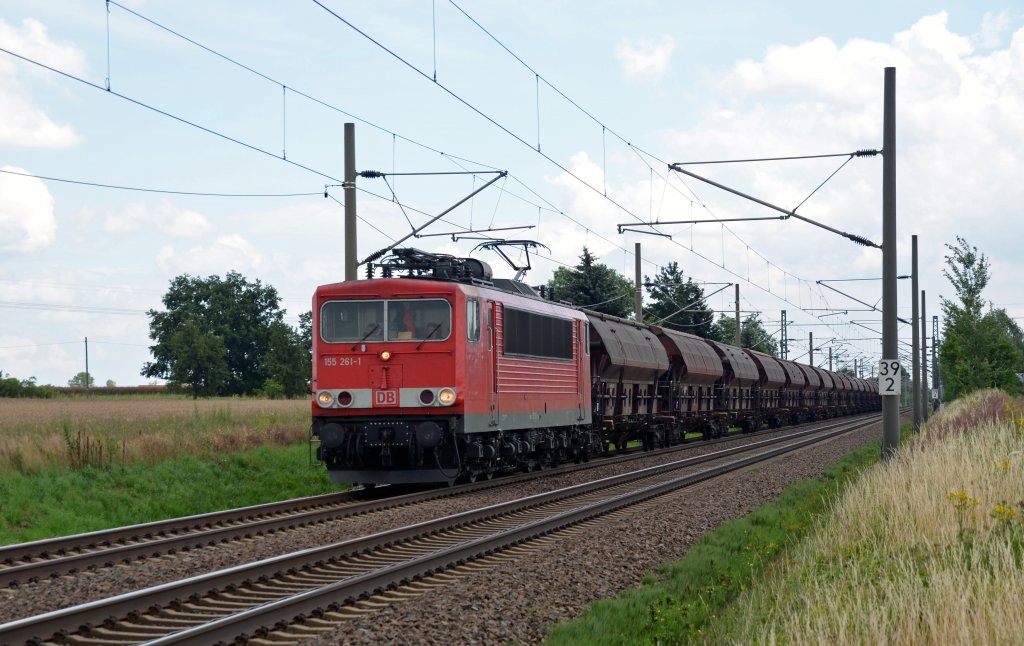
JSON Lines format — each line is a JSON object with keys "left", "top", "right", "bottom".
{"left": 312, "top": 284, "right": 466, "bottom": 484}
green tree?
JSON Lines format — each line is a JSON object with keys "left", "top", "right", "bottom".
{"left": 643, "top": 261, "right": 715, "bottom": 338}
{"left": 546, "top": 247, "right": 634, "bottom": 318}
{"left": 262, "top": 320, "right": 309, "bottom": 398}
{"left": 67, "top": 371, "right": 95, "bottom": 388}
{"left": 298, "top": 310, "right": 313, "bottom": 371}
{"left": 166, "top": 319, "right": 230, "bottom": 399}
{"left": 939, "top": 238, "right": 1023, "bottom": 398}
{"left": 142, "top": 272, "right": 305, "bottom": 396}
{"left": 713, "top": 313, "right": 779, "bottom": 356}
{"left": 105, "top": 379, "right": 116, "bottom": 387}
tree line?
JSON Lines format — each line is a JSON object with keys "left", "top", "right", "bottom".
{"left": 546, "top": 248, "right": 779, "bottom": 355}
{"left": 142, "top": 239, "right": 1022, "bottom": 402}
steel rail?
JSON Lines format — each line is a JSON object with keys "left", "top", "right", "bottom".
{"left": 150, "top": 415, "right": 876, "bottom": 645}
{"left": 0, "top": 414, "right": 883, "bottom": 645}
{"left": 0, "top": 412, "right": 872, "bottom": 587}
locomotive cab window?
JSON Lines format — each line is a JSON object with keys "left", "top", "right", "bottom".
{"left": 320, "top": 300, "right": 385, "bottom": 343}
{"left": 466, "top": 298, "right": 480, "bottom": 342}
{"left": 320, "top": 299, "right": 451, "bottom": 343}
{"left": 387, "top": 299, "right": 451, "bottom": 342}
{"left": 503, "top": 307, "right": 573, "bottom": 360}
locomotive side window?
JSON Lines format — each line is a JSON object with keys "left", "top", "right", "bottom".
{"left": 503, "top": 307, "right": 573, "bottom": 360}
{"left": 320, "top": 300, "right": 385, "bottom": 343}
{"left": 466, "top": 298, "right": 480, "bottom": 342}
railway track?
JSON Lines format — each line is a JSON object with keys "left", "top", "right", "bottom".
{"left": 0, "top": 414, "right": 881, "bottom": 646}
{"left": 0, "top": 414, "right": 870, "bottom": 589}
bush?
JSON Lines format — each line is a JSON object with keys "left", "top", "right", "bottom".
{"left": 257, "top": 379, "right": 286, "bottom": 400}
{"left": 0, "top": 375, "right": 54, "bottom": 398}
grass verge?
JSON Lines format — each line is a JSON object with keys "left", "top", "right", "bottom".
{"left": 545, "top": 422, "right": 901, "bottom": 645}
{"left": 0, "top": 397, "right": 309, "bottom": 473}
{"left": 704, "top": 390, "right": 1024, "bottom": 643}
{"left": 0, "top": 443, "right": 340, "bottom": 545}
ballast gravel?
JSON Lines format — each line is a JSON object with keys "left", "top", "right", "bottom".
{"left": 0, "top": 422, "right": 881, "bottom": 645}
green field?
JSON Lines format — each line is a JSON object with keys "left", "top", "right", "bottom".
{"left": 0, "top": 442, "right": 339, "bottom": 545}
{"left": 0, "top": 394, "right": 339, "bottom": 544}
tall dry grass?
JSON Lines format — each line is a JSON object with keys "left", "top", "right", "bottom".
{"left": 0, "top": 398, "right": 310, "bottom": 473}
{"left": 715, "top": 389, "right": 1024, "bottom": 644}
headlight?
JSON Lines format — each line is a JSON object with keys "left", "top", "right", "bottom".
{"left": 379, "top": 350, "right": 392, "bottom": 361}
{"left": 337, "top": 391, "right": 353, "bottom": 407}
{"left": 438, "top": 388, "right": 456, "bottom": 406}
{"left": 316, "top": 391, "right": 335, "bottom": 407}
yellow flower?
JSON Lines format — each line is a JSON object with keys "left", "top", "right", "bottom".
{"left": 992, "top": 458, "right": 1010, "bottom": 473}
{"left": 991, "top": 503, "right": 1020, "bottom": 523}
{"left": 947, "top": 489, "right": 979, "bottom": 511}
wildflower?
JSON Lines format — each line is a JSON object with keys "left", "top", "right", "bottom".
{"left": 991, "top": 503, "right": 1020, "bottom": 524}
{"left": 946, "top": 489, "right": 979, "bottom": 512}
{"left": 992, "top": 458, "right": 1010, "bottom": 473}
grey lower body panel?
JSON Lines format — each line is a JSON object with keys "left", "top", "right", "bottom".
{"left": 461, "top": 409, "right": 591, "bottom": 434}
{"left": 328, "top": 466, "right": 456, "bottom": 486}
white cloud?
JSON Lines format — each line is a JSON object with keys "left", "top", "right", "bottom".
{"left": 0, "top": 18, "right": 86, "bottom": 74}
{"left": 643, "top": 11, "right": 1024, "bottom": 337}
{"left": 102, "top": 203, "right": 149, "bottom": 234}
{"left": 0, "top": 18, "right": 85, "bottom": 148}
{"left": 554, "top": 12, "right": 1024, "bottom": 339}
{"left": 615, "top": 35, "right": 675, "bottom": 80}
{"left": 156, "top": 234, "right": 264, "bottom": 274}
{"left": 975, "top": 11, "right": 1014, "bottom": 49}
{"left": 0, "top": 166, "right": 57, "bottom": 252}
{"left": 103, "top": 202, "right": 211, "bottom": 236}
{"left": 0, "top": 90, "right": 80, "bottom": 147}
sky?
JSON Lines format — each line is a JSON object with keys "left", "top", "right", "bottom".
{"left": 1, "top": 1, "right": 1022, "bottom": 387}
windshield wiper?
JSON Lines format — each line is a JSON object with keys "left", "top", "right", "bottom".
{"left": 415, "top": 323, "right": 444, "bottom": 350}
{"left": 351, "top": 324, "right": 380, "bottom": 350}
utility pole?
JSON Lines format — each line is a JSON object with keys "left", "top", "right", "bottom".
{"left": 855, "top": 357, "right": 859, "bottom": 378}
{"left": 922, "top": 290, "right": 929, "bottom": 422}
{"left": 911, "top": 235, "right": 920, "bottom": 434}
{"left": 829, "top": 346, "right": 833, "bottom": 371}
{"left": 344, "top": 122, "right": 357, "bottom": 281}
{"left": 635, "top": 243, "right": 643, "bottom": 323}
{"left": 780, "top": 310, "right": 788, "bottom": 359}
{"left": 735, "top": 284, "right": 741, "bottom": 346}
{"left": 881, "top": 66, "right": 900, "bottom": 460}
{"left": 84, "top": 336, "right": 90, "bottom": 396}
{"left": 932, "top": 315, "right": 940, "bottom": 404}
{"left": 809, "top": 332, "right": 814, "bottom": 368}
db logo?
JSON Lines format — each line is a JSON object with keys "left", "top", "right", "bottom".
{"left": 374, "top": 390, "right": 399, "bottom": 407}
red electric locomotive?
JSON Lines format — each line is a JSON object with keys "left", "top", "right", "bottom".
{"left": 311, "top": 249, "right": 595, "bottom": 486}
{"left": 311, "top": 248, "right": 881, "bottom": 487}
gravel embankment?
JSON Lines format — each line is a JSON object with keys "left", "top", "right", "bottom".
{"left": 312, "top": 423, "right": 882, "bottom": 645}
{"left": 0, "top": 421, "right": 880, "bottom": 644}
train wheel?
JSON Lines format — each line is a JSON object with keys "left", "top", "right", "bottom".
{"left": 468, "top": 471, "right": 478, "bottom": 483}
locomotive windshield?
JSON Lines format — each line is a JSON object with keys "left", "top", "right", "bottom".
{"left": 320, "top": 298, "right": 452, "bottom": 343}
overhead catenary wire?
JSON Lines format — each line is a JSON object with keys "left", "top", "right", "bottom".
{"left": 0, "top": 168, "right": 321, "bottom": 198}
{"left": 68, "top": 2, "right": 641, "bottom": 274}
{"left": 8, "top": 6, "right": 897, "bottom": 362}
{"left": 312, "top": 1, "right": 867, "bottom": 347}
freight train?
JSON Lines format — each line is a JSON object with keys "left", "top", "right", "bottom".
{"left": 310, "top": 249, "right": 880, "bottom": 486}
